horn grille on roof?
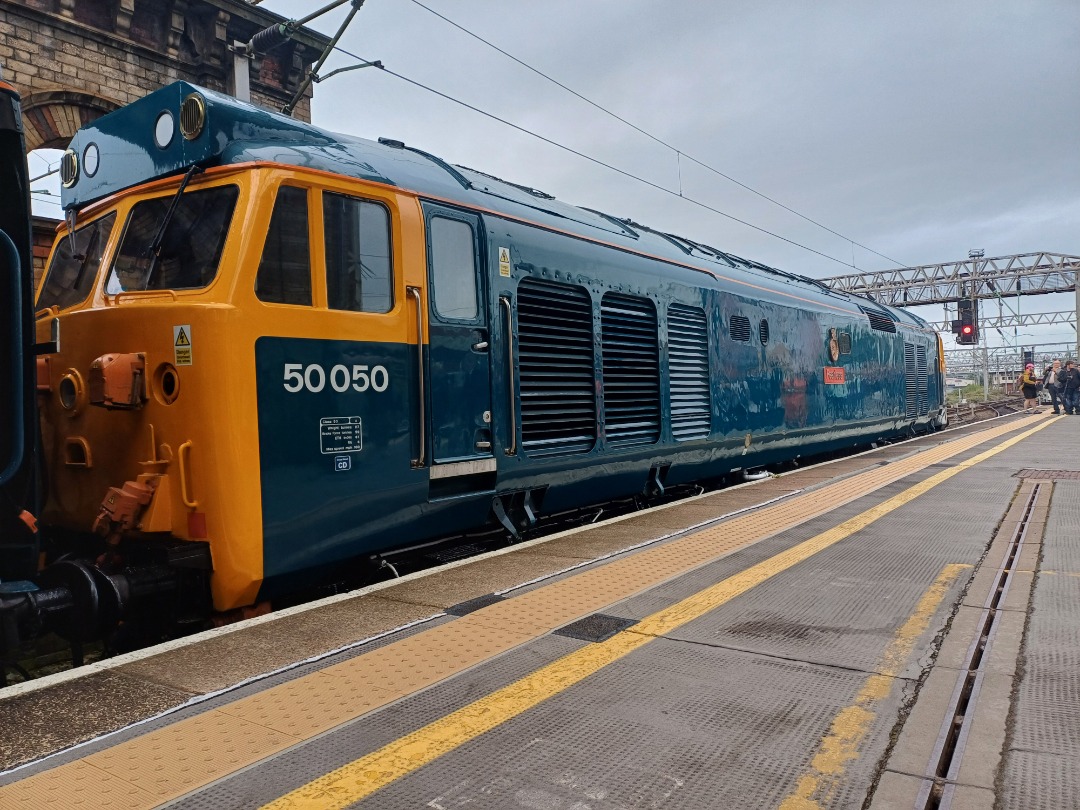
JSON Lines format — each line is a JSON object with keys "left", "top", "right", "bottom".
{"left": 60, "top": 149, "right": 78, "bottom": 187}
{"left": 180, "top": 92, "right": 206, "bottom": 140}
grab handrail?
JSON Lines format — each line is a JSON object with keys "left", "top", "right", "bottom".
{"left": 178, "top": 440, "right": 198, "bottom": 508}
{"left": 407, "top": 286, "right": 426, "bottom": 467}
{"left": 500, "top": 295, "right": 517, "bottom": 456}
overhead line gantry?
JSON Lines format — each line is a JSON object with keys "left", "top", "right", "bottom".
{"left": 819, "top": 252, "right": 1080, "bottom": 307}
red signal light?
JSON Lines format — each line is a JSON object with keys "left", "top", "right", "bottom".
{"left": 961, "top": 325, "right": 973, "bottom": 335}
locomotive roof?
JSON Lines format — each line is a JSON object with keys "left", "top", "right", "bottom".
{"left": 62, "top": 81, "right": 929, "bottom": 329}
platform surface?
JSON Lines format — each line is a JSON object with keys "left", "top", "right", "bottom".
{"left": 1, "top": 411, "right": 1077, "bottom": 809}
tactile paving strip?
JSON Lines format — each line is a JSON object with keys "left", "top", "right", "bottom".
{"left": 82, "top": 713, "right": 293, "bottom": 802}
{"left": 0, "top": 415, "right": 1048, "bottom": 808}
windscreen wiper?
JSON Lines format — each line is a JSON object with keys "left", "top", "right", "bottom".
{"left": 69, "top": 223, "right": 100, "bottom": 292}
{"left": 143, "top": 164, "right": 203, "bottom": 289}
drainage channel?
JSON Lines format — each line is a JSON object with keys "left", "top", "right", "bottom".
{"left": 916, "top": 481, "right": 1045, "bottom": 810}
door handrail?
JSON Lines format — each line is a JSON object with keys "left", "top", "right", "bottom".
{"left": 178, "top": 440, "right": 198, "bottom": 508}
{"left": 408, "top": 286, "right": 426, "bottom": 468}
{"left": 500, "top": 295, "right": 517, "bottom": 456}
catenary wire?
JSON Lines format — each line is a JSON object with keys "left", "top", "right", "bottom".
{"left": 331, "top": 47, "right": 859, "bottom": 269}
{"left": 405, "top": 0, "right": 909, "bottom": 269}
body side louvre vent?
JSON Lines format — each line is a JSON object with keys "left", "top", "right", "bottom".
{"left": 517, "top": 279, "right": 597, "bottom": 456}
{"left": 916, "top": 344, "right": 928, "bottom": 415}
{"left": 668, "top": 304, "right": 711, "bottom": 441}
{"left": 729, "top": 314, "right": 752, "bottom": 342}
{"left": 904, "top": 342, "right": 917, "bottom": 418}
{"left": 601, "top": 293, "right": 660, "bottom": 448}
{"left": 858, "top": 304, "right": 897, "bottom": 333}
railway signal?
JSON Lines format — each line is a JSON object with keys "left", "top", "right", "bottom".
{"left": 956, "top": 299, "right": 979, "bottom": 344}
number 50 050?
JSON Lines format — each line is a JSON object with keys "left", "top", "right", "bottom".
{"left": 283, "top": 363, "right": 389, "bottom": 393}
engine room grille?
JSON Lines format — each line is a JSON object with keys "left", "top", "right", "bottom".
{"left": 668, "top": 304, "right": 711, "bottom": 441}
{"left": 601, "top": 293, "right": 661, "bottom": 447}
{"left": 904, "top": 342, "right": 917, "bottom": 418}
{"left": 858, "top": 304, "right": 897, "bottom": 333}
{"left": 916, "top": 344, "right": 928, "bottom": 415}
{"left": 517, "top": 279, "right": 597, "bottom": 456}
{"left": 729, "top": 314, "right": 752, "bottom": 342}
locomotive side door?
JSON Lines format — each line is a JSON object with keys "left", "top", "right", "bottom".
{"left": 422, "top": 204, "right": 495, "bottom": 476}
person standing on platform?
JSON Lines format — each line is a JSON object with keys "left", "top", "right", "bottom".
{"left": 1043, "top": 358, "right": 1063, "bottom": 414}
{"left": 1020, "top": 364, "right": 1041, "bottom": 412}
{"left": 1059, "top": 360, "right": 1080, "bottom": 415}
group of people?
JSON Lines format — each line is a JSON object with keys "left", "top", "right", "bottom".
{"left": 1020, "top": 358, "right": 1080, "bottom": 414}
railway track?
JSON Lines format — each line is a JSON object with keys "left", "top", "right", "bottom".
{"left": 947, "top": 395, "right": 1031, "bottom": 425}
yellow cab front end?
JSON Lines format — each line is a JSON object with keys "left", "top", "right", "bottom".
{"left": 38, "top": 156, "right": 421, "bottom": 622}
{"left": 36, "top": 166, "right": 268, "bottom": 613}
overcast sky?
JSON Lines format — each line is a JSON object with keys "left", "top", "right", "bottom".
{"left": 34, "top": 0, "right": 1080, "bottom": 351}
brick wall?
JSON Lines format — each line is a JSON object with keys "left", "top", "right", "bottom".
{"left": 0, "top": 0, "right": 329, "bottom": 150}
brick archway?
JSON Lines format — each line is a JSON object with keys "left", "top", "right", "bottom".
{"left": 22, "top": 90, "right": 121, "bottom": 152}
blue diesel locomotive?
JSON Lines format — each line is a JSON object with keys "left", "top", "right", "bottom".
{"left": 3, "top": 82, "right": 945, "bottom": 659}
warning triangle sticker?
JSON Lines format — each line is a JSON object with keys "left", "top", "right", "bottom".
{"left": 174, "top": 328, "right": 190, "bottom": 347}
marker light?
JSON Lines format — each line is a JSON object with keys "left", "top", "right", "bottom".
{"left": 154, "top": 111, "right": 175, "bottom": 149}
{"left": 83, "top": 143, "right": 100, "bottom": 177}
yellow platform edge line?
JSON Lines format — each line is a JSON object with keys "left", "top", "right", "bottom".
{"left": 777, "top": 562, "right": 971, "bottom": 810}
{"left": 259, "top": 419, "right": 1055, "bottom": 810}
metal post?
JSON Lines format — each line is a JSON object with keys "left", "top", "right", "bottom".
{"left": 983, "top": 344, "right": 989, "bottom": 401}
{"left": 1074, "top": 267, "right": 1079, "bottom": 362}
{"left": 230, "top": 41, "right": 251, "bottom": 102}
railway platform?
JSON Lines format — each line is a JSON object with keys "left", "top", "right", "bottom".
{"left": 1, "top": 411, "right": 1077, "bottom": 809}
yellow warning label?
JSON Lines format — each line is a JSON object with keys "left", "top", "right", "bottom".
{"left": 498, "top": 246, "right": 511, "bottom": 278}
{"left": 173, "top": 325, "right": 192, "bottom": 366}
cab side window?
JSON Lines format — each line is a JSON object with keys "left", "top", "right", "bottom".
{"left": 428, "top": 216, "right": 478, "bottom": 320}
{"left": 323, "top": 191, "right": 393, "bottom": 313}
{"left": 255, "top": 186, "right": 311, "bottom": 306}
